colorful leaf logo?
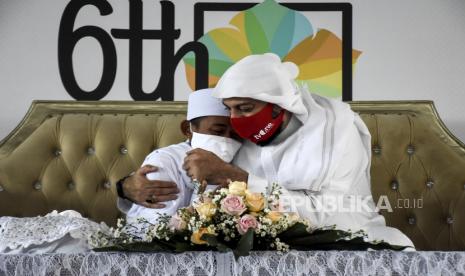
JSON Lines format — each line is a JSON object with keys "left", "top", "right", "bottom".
{"left": 183, "top": 0, "right": 361, "bottom": 98}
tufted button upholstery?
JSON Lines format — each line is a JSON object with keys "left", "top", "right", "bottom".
{"left": 67, "top": 181, "right": 75, "bottom": 190}
{"left": 426, "top": 180, "right": 434, "bottom": 189}
{"left": 33, "top": 181, "right": 42, "bottom": 190}
{"left": 103, "top": 181, "right": 112, "bottom": 189}
{"left": 390, "top": 180, "right": 399, "bottom": 190}
{"left": 119, "top": 146, "right": 128, "bottom": 155}
{"left": 0, "top": 101, "right": 187, "bottom": 227}
{"left": 359, "top": 101, "right": 465, "bottom": 250}
{"left": 0, "top": 101, "right": 464, "bottom": 250}
{"left": 372, "top": 145, "right": 381, "bottom": 155}
{"left": 407, "top": 145, "right": 415, "bottom": 155}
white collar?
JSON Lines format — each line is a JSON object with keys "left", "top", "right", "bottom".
{"left": 269, "top": 114, "right": 303, "bottom": 146}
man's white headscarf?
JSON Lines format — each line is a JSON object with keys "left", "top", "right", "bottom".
{"left": 213, "top": 52, "right": 369, "bottom": 194}
{"left": 187, "top": 88, "right": 230, "bottom": 120}
{"left": 213, "top": 53, "right": 308, "bottom": 121}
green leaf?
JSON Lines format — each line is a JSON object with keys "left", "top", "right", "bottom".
{"left": 93, "top": 227, "right": 410, "bottom": 255}
{"left": 285, "top": 229, "right": 352, "bottom": 247}
{"left": 94, "top": 240, "right": 174, "bottom": 253}
{"left": 93, "top": 246, "right": 125, "bottom": 252}
{"left": 278, "top": 222, "right": 310, "bottom": 240}
{"left": 201, "top": 234, "right": 230, "bottom": 252}
{"left": 174, "top": 241, "right": 196, "bottom": 253}
{"left": 282, "top": 228, "right": 410, "bottom": 251}
{"left": 233, "top": 229, "right": 254, "bottom": 259}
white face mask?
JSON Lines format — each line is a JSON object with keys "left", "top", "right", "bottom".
{"left": 190, "top": 131, "right": 242, "bottom": 163}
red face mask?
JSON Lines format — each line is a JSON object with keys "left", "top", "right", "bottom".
{"left": 230, "top": 103, "right": 284, "bottom": 144}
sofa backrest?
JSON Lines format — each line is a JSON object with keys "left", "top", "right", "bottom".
{"left": 0, "top": 100, "right": 464, "bottom": 250}
{"left": 354, "top": 101, "right": 465, "bottom": 251}
{"left": 0, "top": 102, "right": 187, "bottom": 226}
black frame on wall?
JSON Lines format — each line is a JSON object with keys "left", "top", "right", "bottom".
{"left": 193, "top": 2, "right": 353, "bottom": 101}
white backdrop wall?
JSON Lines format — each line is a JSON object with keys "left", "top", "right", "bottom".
{"left": 0, "top": 0, "right": 464, "bottom": 142}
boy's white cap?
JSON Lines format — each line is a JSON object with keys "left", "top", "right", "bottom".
{"left": 187, "top": 88, "right": 230, "bottom": 120}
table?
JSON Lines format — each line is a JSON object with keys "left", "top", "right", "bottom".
{"left": 1, "top": 250, "right": 464, "bottom": 276}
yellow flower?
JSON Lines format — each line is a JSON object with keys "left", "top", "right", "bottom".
{"left": 229, "top": 181, "right": 247, "bottom": 196}
{"left": 191, "top": 227, "right": 215, "bottom": 245}
{"left": 195, "top": 202, "right": 216, "bottom": 220}
{"left": 245, "top": 191, "right": 265, "bottom": 212}
{"left": 266, "top": 211, "right": 283, "bottom": 223}
{"left": 201, "top": 194, "right": 213, "bottom": 203}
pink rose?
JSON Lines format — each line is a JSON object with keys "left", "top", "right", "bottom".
{"left": 220, "top": 194, "right": 247, "bottom": 216}
{"left": 168, "top": 214, "right": 186, "bottom": 231}
{"left": 237, "top": 214, "right": 259, "bottom": 235}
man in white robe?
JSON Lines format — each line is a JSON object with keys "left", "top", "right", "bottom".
{"left": 117, "top": 89, "right": 241, "bottom": 224}
{"left": 183, "top": 53, "right": 414, "bottom": 248}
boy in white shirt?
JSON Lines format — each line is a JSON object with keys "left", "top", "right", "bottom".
{"left": 117, "top": 88, "right": 242, "bottom": 224}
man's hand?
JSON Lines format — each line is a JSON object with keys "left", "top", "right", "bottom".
{"left": 183, "top": 148, "right": 248, "bottom": 186}
{"left": 122, "top": 165, "right": 179, "bottom": 209}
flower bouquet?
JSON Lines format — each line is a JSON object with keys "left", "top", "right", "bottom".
{"left": 90, "top": 182, "right": 408, "bottom": 258}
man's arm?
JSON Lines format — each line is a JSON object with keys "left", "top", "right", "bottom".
{"left": 183, "top": 148, "right": 248, "bottom": 186}
{"left": 116, "top": 165, "right": 179, "bottom": 210}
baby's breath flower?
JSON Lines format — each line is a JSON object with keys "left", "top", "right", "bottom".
{"left": 116, "top": 218, "right": 126, "bottom": 228}
{"left": 88, "top": 181, "right": 314, "bottom": 258}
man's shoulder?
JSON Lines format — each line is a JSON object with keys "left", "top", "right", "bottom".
{"left": 311, "top": 93, "right": 351, "bottom": 112}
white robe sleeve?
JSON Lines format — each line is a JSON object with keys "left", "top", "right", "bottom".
{"left": 277, "top": 123, "right": 414, "bottom": 247}
{"left": 117, "top": 197, "right": 134, "bottom": 214}
{"left": 246, "top": 174, "right": 269, "bottom": 194}
{"left": 279, "top": 123, "right": 372, "bottom": 225}
{"left": 123, "top": 151, "right": 191, "bottom": 225}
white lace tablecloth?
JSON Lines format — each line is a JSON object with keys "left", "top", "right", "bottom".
{"left": 1, "top": 250, "right": 465, "bottom": 276}
{"left": 1, "top": 212, "right": 464, "bottom": 275}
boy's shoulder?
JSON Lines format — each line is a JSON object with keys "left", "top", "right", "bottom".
{"left": 144, "top": 141, "right": 191, "bottom": 163}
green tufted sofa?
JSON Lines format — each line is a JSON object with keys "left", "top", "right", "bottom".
{"left": 0, "top": 100, "right": 464, "bottom": 251}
